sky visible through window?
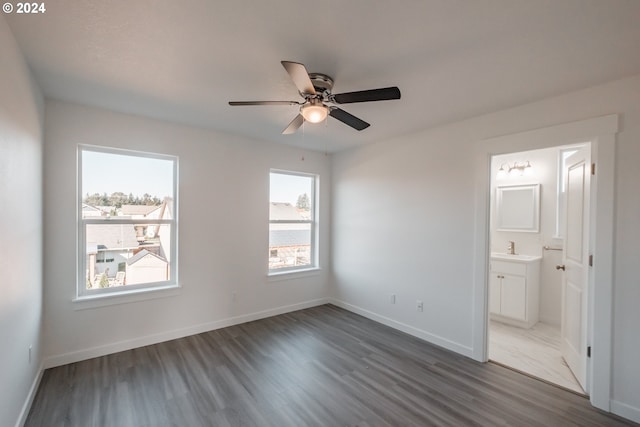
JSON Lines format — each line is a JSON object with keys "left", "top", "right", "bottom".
{"left": 270, "top": 172, "right": 312, "bottom": 205}
{"left": 82, "top": 150, "right": 174, "bottom": 198}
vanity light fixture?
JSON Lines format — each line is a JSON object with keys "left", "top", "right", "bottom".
{"left": 497, "top": 161, "right": 532, "bottom": 177}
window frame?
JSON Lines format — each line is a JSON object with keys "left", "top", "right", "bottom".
{"left": 268, "top": 169, "right": 318, "bottom": 275}
{"left": 77, "top": 145, "right": 179, "bottom": 300}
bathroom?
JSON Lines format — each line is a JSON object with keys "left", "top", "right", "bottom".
{"left": 489, "top": 143, "right": 589, "bottom": 394}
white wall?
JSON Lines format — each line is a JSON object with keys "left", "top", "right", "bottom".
{"left": 42, "top": 100, "right": 331, "bottom": 366}
{"left": 491, "top": 147, "right": 563, "bottom": 326}
{"left": 0, "top": 16, "right": 44, "bottom": 427}
{"left": 331, "top": 74, "right": 640, "bottom": 421}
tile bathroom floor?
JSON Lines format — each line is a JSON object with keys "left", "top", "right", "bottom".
{"left": 489, "top": 320, "right": 584, "bottom": 394}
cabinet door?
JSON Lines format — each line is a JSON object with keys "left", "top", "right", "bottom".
{"left": 489, "top": 274, "right": 502, "bottom": 315}
{"left": 500, "top": 274, "right": 526, "bottom": 320}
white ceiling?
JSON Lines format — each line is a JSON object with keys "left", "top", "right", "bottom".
{"left": 6, "top": 0, "right": 640, "bottom": 152}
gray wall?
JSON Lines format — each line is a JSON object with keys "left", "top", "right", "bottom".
{"left": 0, "top": 16, "right": 45, "bottom": 427}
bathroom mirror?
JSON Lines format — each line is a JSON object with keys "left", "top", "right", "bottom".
{"left": 496, "top": 184, "right": 540, "bottom": 232}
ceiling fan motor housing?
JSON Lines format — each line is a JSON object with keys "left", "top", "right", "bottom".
{"left": 307, "top": 73, "right": 334, "bottom": 95}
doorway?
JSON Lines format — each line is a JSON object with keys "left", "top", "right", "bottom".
{"left": 487, "top": 144, "right": 589, "bottom": 394}
{"left": 473, "top": 114, "right": 617, "bottom": 411}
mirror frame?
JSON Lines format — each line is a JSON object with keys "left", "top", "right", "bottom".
{"left": 496, "top": 184, "right": 540, "bottom": 232}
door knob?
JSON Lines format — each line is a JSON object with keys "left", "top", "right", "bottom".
{"left": 556, "top": 264, "right": 566, "bottom": 271}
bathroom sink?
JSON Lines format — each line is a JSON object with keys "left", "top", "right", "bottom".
{"left": 491, "top": 253, "right": 542, "bottom": 262}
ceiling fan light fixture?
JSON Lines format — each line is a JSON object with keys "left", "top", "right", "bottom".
{"left": 300, "top": 101, "right": 328, "bottom": 124}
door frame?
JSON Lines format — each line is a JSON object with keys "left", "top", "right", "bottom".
{"left": 471, "top": 115, "right": 618, "bottom": 411}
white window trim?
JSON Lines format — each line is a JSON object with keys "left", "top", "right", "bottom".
{"left": 267, "top": 267, "right": 321, "bottom": 282}
{"left": 72, "top": 284, "right": 181, "bottom": 310}
{"left": 268, "top": 169, "right": 319, "bottom": 275}
{"left": 76, "top": 145, "right": 179, "bottom": 302}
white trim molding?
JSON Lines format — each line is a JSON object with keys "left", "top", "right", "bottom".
{"left": 15, "top": 363, "right": 44, "bottom": 427}
{"left": 610, "top": 400, "right": 640, "bottom": 424}
{"left": 329, "top": 298, "right": 474, "bottom": 358}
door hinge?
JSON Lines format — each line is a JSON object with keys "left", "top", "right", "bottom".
{"left": 591, "top": 163, "right": 596, "bottom": 175}
{"left": 587, "top": 346, "right": 591, "bottom": 358}
{"left": 589, "top": 255, "right": 593, "bottom": 267}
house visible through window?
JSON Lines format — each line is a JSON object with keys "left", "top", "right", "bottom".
{"left": 78, "top": 145, "right": 178, "bottom": 298}
{"left": 269, "top": 170, "right": 317, "bottom": 273}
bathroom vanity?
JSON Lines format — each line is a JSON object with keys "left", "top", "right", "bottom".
{"left": 489, "top": 253, "right": 542, "bottom": 328}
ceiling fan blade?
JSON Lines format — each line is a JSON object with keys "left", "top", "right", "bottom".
{"left": 332, "top": 87, "right": 401, "bottom": 104}
{"left": 281, "top": 61, "right": 316, "bottom": 95}
{"left": 228, "top": 101, "right": 299, "bottom": 106}
{"left": 282, "top": 114, "right": 305, "bottom": 134}
{"left": 329, "top": 108, "right": 370, "bottom": 131}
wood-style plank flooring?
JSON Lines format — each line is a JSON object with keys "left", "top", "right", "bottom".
{"left": 489, "top": 320, "right": 584, "bottom": 394}
{"left": 26, "top": 305, "right": 635, "bottom": 426}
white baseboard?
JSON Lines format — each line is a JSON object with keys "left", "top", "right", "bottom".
{"left": 611, "top": 400, "right": 640, "bottom": 424}
{"left": 15, "top": 362, "right": 44, "bottom": 427}
{"left": 44, "top": 298, "right": 330, "bottom": 369}
{"left": 328, "top": 298, "right": 474, "bottom": 358}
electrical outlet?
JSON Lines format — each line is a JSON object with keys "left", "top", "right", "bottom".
{"left": 416, "top": 300, "right": 424, "bottom": 312}
{"left": 390, "top": 294, "right": 396, "bottom": 304}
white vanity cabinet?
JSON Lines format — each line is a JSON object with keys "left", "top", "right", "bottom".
{"left": 489, "top": 254, "right": 541, "bottom": 328}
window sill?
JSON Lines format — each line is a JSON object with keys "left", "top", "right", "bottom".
{"left": 72, "top": 284, "right": 181, "bottom": 310}
{"left": 267, "top": 267, "right": 321, "bottom": 282}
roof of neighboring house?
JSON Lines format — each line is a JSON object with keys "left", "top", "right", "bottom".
{"left": 161, "top": 197, "right": 174, "bottom": 220}
{"left": 127, "top": 249, "right": 166, "bottom": 266}
{"left": 270, "top": 202, "right": 310, "bottom": 220}
{"left": 82, "top": 203, "right": 102, "bottom": 212}
{"left": 269, "top": 229, "right": 310, "bottom": 247}
{"left": 82, "top": 204, "right": 109, "bottom": 217}
{"left": 120, "top": 204, "right": 161, "bottom": 216}
{"left": 86, "top": 224, "right": 140, "bottom": 250}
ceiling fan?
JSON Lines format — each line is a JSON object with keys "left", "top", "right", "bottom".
{"left": 228, "top": 61, "right": 401, "bottom": 134}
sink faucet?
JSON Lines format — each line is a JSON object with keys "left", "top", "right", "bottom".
{"left": 507, "top": 241, "right": 516, "bottom": 255}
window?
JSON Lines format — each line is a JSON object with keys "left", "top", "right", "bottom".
{"left": 269, "top": 170, "right": 317, "bottom": 273}
{"left": 78, "top": 145, "right": 178, "bottom": 298}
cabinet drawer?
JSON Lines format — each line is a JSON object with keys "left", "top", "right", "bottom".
{"left": 491, "top": 260, "right": 526, "bottom": 276}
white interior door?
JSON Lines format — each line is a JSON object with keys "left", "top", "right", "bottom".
{"left": 560, "top": 146, "right": 590, "bottom": 391}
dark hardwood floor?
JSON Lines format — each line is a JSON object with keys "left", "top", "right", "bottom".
{"left": 26, "top": 304, "right": 635, "bottom": 426}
